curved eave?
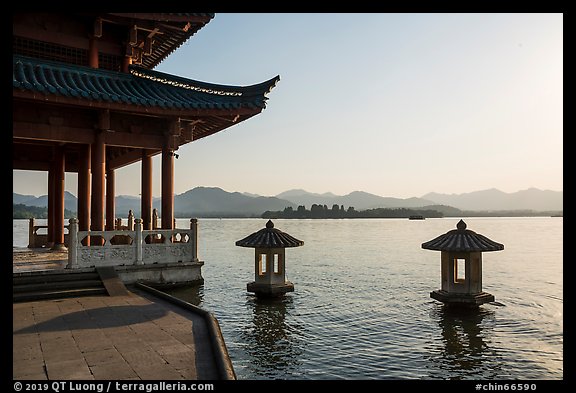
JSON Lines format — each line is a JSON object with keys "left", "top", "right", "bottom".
{"left": 13, "top": 90, "right": 264, "bottom": 118}
{"left": 129, "top": 65, "right": 280, "bottom": 98}
{"left": 13, "top": 55, "right": 279, "bottom": 116}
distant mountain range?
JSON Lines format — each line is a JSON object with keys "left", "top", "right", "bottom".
{"left": 13, "top": 191, "right": 79, "bottom": 212}
{"left": 174, "top": 187, "right": 296, "bottom": 216}
{"left": 421, "top": 188, "right": 563, "bottom": 211}
{"left": 13, "top": 186, "right": 562, "bottom": 217}
{"left": 275, "top": 188, "right": 562, "bottom": 212}
{"left": 12, "top": 187, "right": 297, "bottom": 218}
{"left": 275, "top": 189, "right": 435, "bottom": 210}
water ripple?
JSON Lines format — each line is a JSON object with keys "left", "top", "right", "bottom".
{"left": 15, "top": 218, "right": 562, "bottom": 380}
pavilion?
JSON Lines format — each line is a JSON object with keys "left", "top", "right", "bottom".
{"left": 13, "top": 13, "right": 279, "bottom": 283}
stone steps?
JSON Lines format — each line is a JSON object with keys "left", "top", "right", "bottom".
{"left": 13, "top": 271, "right": 100, "bottom": 285}
{"left": 13, "top": 270, "right": 107, "bottom": 302}
{"left": 13, "top": 287, "right": 108, "bottom": 302}
{"left": 13, "top": 279, "right": 104, "bottom": 293}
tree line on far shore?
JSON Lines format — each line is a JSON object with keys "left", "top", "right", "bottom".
{"left": 13, "top": 204, "right": 75, "bottom": 219}
{"left": 262, "top": 204, "right": 444, "bottom": 219}
{"left": 14, "top": 202, "right": 561, "bottom": 220}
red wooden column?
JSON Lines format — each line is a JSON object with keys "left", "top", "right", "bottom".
{"left": 161, "top": 146, "right": 174, "bottom": 230}
{"left": 77, "top": 144, "right": 91, "bottom": 245}
{"left": 51, "top": 146, "right": 66, "bottom": 250}
{"left": 91, "top": 131, "right": 105, "bottom": 245}
{"left": 106, "top": 169, "right": 115, "bottom": 230}
{"left": 162, "top": 120, "right": 180, "bottom": 230}
{"left": 89, "top": 36, "right": 99, "bottom": 68}
{"left": 46, "top": 160, "right": 55, "bottom": 248}
{"left": 141, "top": 149, "right": 153, "bottom": 230}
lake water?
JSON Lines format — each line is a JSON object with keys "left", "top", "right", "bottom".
{"left": 12, "top": 217, "right": 563, "bottom": 380}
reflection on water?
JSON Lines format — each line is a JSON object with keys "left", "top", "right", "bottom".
{"left": 428, "top": 304, "right": 501, "bottom": 379}
{"left": 241, "top": 295, "right": 304, "bottom": 378}
{"left": 160, "top": 284, "right": 204, "bottom": 307}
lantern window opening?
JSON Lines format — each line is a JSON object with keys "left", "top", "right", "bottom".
{"left": 259, "top": 254, "right": 267, "bottom": 275}
{"left": 273, "top": 254, "right": 281, "bottom": 274}
{"left": 454, "top": 258, "right": 466, "bottom": 283}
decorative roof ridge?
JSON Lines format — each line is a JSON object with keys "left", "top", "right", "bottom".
{"left": 129, "top": 65, "right": 280, "bottom": 97}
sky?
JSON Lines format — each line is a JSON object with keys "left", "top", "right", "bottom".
{"left": 12, "top": 13, "right": 563, "bottom": 199}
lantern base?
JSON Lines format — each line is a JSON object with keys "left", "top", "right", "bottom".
{"left": 247, "top": 281, "right": 294, "bottom": 298}
{"left": 430, "top": 290, "right": 494, "bottom": 307}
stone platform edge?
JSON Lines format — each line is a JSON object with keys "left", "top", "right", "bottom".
{"left": 134, "top": 282, "right": 236, "bottom": 380}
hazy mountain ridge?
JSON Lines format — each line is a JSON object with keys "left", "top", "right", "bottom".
{"left": 174, "top": 187, "right": 297, "bottom": 216}
{"left": 13, "top": 186, "right": 562, "bottom": 217}
{"left": 276, "top": 189, "right": 435, "bottom": 210}
{"left": 12, "top": 191, "right": 78, "bottom": 212}
{"left": 13, "top": 187, "right": 296, "bottom": 217}
{"left": 421, "top": 187, "right": 563, "bottom": 211}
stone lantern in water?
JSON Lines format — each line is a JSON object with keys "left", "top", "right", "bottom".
{"left": 422, "top": 219, "right": 504, "bottom": 307}
{"left": 236, "top": 220, "right": 304, "bottom": 298}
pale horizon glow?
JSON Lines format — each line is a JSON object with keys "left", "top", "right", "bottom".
{"left": 12, "top": 13, "right": 563, "bottom": 199}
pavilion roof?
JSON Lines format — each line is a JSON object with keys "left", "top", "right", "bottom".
{"left": 13, "top": 55, "right": 279, "bottom": 112}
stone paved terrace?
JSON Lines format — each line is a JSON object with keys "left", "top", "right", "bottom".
{"left": 13, "top": 248, "right": 68, "bottom": 273}
{"left": 13, "top": 287, "right": 221, "bottom": 380}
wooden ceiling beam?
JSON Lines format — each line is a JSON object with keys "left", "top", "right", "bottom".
{"left": 106, "top": 148, "right": 161, "bottom": 170}
{"left": 13, "top": 121, "right": 166, "bottom": 149}
{"left": 14, "top": 122, "right": 94, "bottom": 144}
{"left": 13, "top": 160, "right": 51, "bottom": 171}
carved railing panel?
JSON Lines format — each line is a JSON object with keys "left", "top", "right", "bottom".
{"left": 142, "top": 229, "right": 193, "bottom": 264}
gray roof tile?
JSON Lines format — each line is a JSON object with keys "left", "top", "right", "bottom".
{"left": 13, "top": 55, "right": 279, "bottom": 111}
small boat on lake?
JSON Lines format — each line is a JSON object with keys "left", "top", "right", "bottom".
{"left": 409, "top": 215, "right": 425, "bottom": 220}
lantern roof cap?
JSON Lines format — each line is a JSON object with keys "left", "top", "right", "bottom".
{"left": 421, "top": 219, "right": 504, "bottom": 252}
{"left": 235, "top": 220, "right": 304, "bottom": 248}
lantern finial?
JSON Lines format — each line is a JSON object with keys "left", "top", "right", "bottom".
{"left": 456, "top": 219, "right": 467, "bottom": 231}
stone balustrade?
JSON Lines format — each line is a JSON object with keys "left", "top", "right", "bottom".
{"left": 27, "top": 218, "right": 69, "bottom": 248}
{"left": 67, "top": 218, "right": 199, "bottom": 269}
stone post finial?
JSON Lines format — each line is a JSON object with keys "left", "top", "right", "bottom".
{"left": 152, "top": 208, "right": 158, "bottom": 230}
{"left": 128, "top": 209, "right": 134, "bottom": 230}
{"left": 190, "top": 218, "right": 198, "bottom": 262}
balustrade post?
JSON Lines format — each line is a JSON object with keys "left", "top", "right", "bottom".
{"left": 128, "top": 210, "right": 134, "bottom": 231}
{"left": 190, "top": 218, "right": 198, "bottom": 262}
{"left": 135, "top": 218, "right": 143, "bottom": 265}
{"left": 28, "top": 218, "right": 35, "bottom": 248}
{"left": 67, "top": 218, "right": 79, "bottom": 269}
{"left": 152, "top": 208, "right": 158, "bottom": 230}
